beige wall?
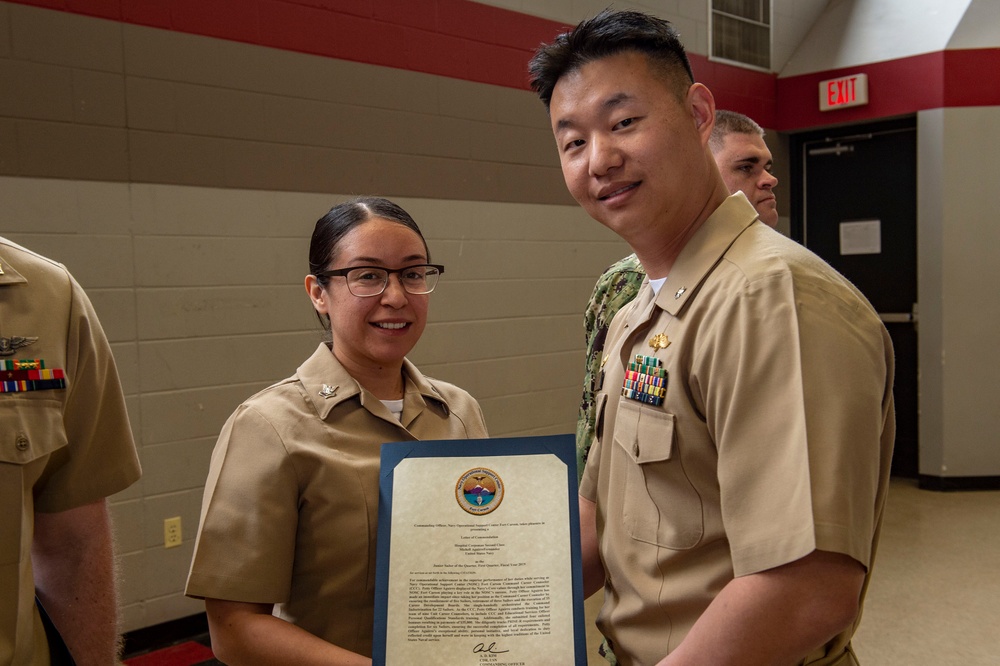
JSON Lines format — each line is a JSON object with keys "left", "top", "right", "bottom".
{"left": 0, "top": 1, "right": 632, "bottom": 632}
{"left": 0, "top": 4, "right": 568, "bottom": 202}
{"left": 918, "top": 106, "right": 1000, "bottom": 478}
{"left": 1, "top": 178, "right": 631, "bottom": 631}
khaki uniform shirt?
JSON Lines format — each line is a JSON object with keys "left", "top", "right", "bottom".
{"left": 186, "top": 343, "right": 489, "bottom": 657}
{"left": 0, "top": 238, "right": 140, "bottom": 665}
{"left": 580, "top": 195, "right": 895, "bottom": 666}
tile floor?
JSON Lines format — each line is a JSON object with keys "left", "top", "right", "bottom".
{"left": 852, "top": 478, "right": 1000, "bottom": 665}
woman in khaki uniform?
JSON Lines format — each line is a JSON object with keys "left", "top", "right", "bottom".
{"left": 186, "top": 197, "right": 488, "bottom": 665}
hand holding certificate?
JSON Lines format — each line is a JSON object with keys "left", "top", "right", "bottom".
{"left": 373, "top": 435, "right": 587, "bottom": 666}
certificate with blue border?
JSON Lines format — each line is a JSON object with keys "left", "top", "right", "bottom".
{"left": 373, "top": 434, "right": 587, "bottom": 666}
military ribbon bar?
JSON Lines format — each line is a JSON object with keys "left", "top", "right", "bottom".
{"left": 0, "top": 361, "right": 66, "bottom": 392}
{"left": 621, "top": 355, "right": 667, "bottom": 406}
{"left": 1, "top": 358, "right": 45, "bottom": 370}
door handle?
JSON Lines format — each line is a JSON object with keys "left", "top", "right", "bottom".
{"left": 878, "top": 304, "right": 918, "bottom": 326}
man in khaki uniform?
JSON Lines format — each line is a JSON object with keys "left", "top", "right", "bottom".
{"left": 529, "top": 10, "right": 894, "bottom": 666}
{"left": 576, "top": 109, "right": 781, "bottom": 483}
{"left": 0, "top": 238, "right": 141, "bottom": 664}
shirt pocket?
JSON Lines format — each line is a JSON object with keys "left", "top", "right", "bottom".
{"left": 613, "top": 399, "right": 704, "bottom": 549}
{"left": 0, "top": 395, "right": 67, "bottom": 465}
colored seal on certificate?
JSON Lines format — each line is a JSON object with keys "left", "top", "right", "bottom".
{"left": 456, "top": 467, "right": 504, "bottom": 515}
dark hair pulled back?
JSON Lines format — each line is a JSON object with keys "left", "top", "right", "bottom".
{"left": 309, "top": 196, "right": 429, "bottom": 287}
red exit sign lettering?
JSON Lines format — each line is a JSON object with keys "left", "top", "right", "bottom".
{"left": 819, "top": 73, "right": 869, "bottom": 111}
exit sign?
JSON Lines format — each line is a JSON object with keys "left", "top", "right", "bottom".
{"left": 819, "top": 74, "right": 869, "bottom": 111}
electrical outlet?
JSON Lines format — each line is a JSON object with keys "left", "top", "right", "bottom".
{"left": 164, "top": 516, "right": 182, "bottom": 548}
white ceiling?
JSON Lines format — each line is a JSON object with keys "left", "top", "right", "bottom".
{"left": 780, "top": 0, "right": 976, "bottom": 77}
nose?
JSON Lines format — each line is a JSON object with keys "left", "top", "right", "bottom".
{"left": 379, "top": 273, "right": 409, "bottom": 307}
{"left": 760, "top": 170, "right": 778, "bottom": 190}
{"left": 588, "top": 135, "right": 623, "bottom": 177}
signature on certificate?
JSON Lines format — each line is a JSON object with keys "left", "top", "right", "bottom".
{"left": 472, "top": 641, "right": 510, "bottom": 654}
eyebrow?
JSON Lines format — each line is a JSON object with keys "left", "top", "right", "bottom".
{"left": 346, "top": 254, "right": 427, "bottom": 266}
{"left": 732, "top": 155, "right": 773, "bottom": 167}
{"left": 555, "top": 92, "right": 635, "bottom": 132}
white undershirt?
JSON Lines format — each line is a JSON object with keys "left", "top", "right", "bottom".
{"left": 649, "top": 276, "right": 667, "bottom": 296}
{"left": 382, "top": 398, "right": 404, "bottom": 422}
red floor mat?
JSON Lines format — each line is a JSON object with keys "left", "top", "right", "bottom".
{"left": 123, "top": 641, "right": 215, "bottom": 665}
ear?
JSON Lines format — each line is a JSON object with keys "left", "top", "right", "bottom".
{"left": 687, "top": 83, "right": 716, "bottom": 146}
{"left": 305, "top": 274, "right": 328, "bottom": 314}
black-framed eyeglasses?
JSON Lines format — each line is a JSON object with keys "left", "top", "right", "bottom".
{"left": 314, "top": 264, "right": 445, "bottom": 297}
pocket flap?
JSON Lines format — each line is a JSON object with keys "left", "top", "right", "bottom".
{"left": 614, "top": 399, "right": 675, "bottom": 464}
{"left": 0, "top": 396, "right": 67, "bottom": 465}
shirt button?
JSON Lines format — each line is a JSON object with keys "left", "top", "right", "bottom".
{"left": 15, "top": 433, "right": 29, "bottom": 451}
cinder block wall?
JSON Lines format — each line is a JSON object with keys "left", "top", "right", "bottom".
{"left": 0, "top": 1, "right": 632, "bottom": 631}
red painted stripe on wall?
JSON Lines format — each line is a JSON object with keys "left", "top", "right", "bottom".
{"left": 6, "top": 0, "right": 568, "bottom": 89}
{"left": 775, "top": 52, "right": 946, "bottom": 131}
{"left": 775, "top": 48, "right": 1000, "bottom": 131}
{"left": 944, "top": 48, "right": 1000, "bottom": 108}
{"left": 4, "top": 0, "right": 781, "bottom": 126}
{"left": 691, "top": 54, "right": 778, "bottom": 131}
{"left": 7, "top": 0, "right": 1000, "bottom": 130}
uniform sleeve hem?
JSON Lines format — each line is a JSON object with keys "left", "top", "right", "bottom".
{"left": 33, "top": 465, "right": 142, "bottom": 514}
{"left": 731, "top": 525, "right": 816, "bottom": 577}
{"left": 185, "top": 572, "right": 288, "bottom": 604}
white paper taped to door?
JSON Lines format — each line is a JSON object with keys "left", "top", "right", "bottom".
{"left": 839, "top": 219, "right": 881, "bottom": 255}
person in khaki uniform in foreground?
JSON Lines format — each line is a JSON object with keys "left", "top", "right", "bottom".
{"left": 529, "top": 10, "right": 895, "bottom": 666}
{"left": 0, "top": 238, "right": 141, "bottom": 665}
{"left": 186, "top": 197, "right": 488, "bottom": 665}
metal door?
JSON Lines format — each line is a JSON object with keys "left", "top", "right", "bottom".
{"left": 792, "top": 118, "right": 918, "bottom": 477}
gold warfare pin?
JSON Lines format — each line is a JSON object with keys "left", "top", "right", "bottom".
{"left": 648, "top": 333, "right": 670, "bottom": 350}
